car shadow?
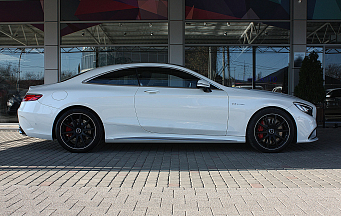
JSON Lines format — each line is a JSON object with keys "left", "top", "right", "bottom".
{"left": 0, "top": 127, "right": 340, "bottom": 172}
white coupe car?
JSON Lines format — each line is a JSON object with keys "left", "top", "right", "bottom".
{"left": 18, "top": 63, "right": 318, "bottom": 153}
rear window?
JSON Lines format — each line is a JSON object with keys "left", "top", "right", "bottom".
{"left": 87, "top": 68, "right": 139, "bottom": 86}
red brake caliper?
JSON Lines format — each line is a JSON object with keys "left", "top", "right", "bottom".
{"left": 257, "top": 121, "right": 264, "bottom": 139}
{"left": 65, "top": 125, "right": 73, "bottom": 137}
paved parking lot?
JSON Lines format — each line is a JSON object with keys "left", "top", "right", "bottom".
{"left": 1, "top": 127, "right": 341, "bottom": 215}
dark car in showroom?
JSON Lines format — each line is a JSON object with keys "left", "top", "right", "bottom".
{"left": 325, "top": 88, "right": 341, "bottom": 121}
{"left": 7, "top": 90, "right": 28, "bottom": 115}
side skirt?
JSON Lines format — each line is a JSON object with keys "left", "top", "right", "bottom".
{"left": 105, "top": 135, "right": 245, "bottom": 143}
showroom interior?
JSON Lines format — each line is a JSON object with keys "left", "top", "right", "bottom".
{"left": 0, "top": 0, "right": 341, "bottom": 123}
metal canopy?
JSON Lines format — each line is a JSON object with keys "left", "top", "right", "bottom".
{"left": 307, "top": 22, "right": 341, "bottom": 44}
{"left": 0, "top": 24, "right": 43, "bottom": 46}
{"left": 61, "top": 22, "right": 169, "bottom": 45}
{"left": 185, "top": 21, "right": 290, "bottom": 45}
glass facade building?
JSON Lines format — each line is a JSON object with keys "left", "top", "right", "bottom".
{"left": 1, "top": 0, "right": 341, "bottom": 123}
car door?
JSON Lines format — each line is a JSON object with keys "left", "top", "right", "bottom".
{"left": 85, "top": 67, "right": 141, "bottom": 137}
{"left": 134, "top": 67, "right": 228, "bottom": 136}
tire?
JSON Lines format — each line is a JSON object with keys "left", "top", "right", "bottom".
{"left": 55, "top": 108, "right": 103, "bottom": 153}
{"left": 247, "top": 108, "right": 295, "bottom": 153}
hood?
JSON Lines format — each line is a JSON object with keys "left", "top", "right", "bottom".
{"left": 225, "top": 87, "right": 315, "bottom": 107}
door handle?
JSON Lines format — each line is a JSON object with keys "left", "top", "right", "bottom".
{"left": 144, "top": 90, "right": 159, "bottom": 94}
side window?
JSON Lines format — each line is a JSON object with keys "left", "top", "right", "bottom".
{"left": 87, "top": 68, "right": 138, "bottom": 86}
{"left": 334, "top": 90, "right": 341, "bottom": 97}
{"left": 137, "top": 67, "right": 199, "bottom": 88}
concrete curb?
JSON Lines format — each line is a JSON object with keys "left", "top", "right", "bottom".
{"left": 0, "top": 123, "right": 19, "bottom": 130}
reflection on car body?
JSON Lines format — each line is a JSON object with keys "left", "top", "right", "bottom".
{"left": 235, "top": 85, "right": 264, "bottom": 90}
{"left": 272, "top": 86, "right": 283, "bottom": 93}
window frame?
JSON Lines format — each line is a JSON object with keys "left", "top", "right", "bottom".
{"left": 136, "top": 66, "right": 201, "bottom": 89}
{"left": 84, "top": 66, "right": 222, "bottom": 90}
{"left": 84, "top": 67, "right": 140, "bottom": 86}
{"left": 334, "top": 89, "right": 341, "bottom": 97}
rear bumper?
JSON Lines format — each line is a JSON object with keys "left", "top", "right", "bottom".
{"left": 18, "top": 101, "right": 59, "bottom": 140}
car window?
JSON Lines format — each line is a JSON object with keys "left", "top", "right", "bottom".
{"left": 335, "top": 90, "right": 341, "bottom": 97}
{"left": 87, "top": 68, "right": 139, "bottom": 86}
{"left": 137, "top": 67, "right": 199, "bottom": 88}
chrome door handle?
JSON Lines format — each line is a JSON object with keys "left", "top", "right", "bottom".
{"left": 144, "top": 90, "right": 159, "bottom": 94}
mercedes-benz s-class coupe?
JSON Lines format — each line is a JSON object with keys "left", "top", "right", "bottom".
{"left": 18, "top": 63, "right": 318, "bottom": 153}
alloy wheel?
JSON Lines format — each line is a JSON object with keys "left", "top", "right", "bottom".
{"left": 253, "top": 113, "right": 290, "bottom": 151}
{"left": 59, "top": 113, "right": 96, "bottom": 150}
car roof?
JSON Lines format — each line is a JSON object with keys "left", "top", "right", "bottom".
{"left": 64, "top": 63, "right": 210, "bottom": 84}
{"left": 326, "top": 88, "right": 341, "bottom": 92}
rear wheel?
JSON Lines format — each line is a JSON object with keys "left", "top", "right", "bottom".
{"left": 55, "top": 108, "right": 103, "bottom": 152}
{"left": 247, "top": 108, "right": 295, "bottom": 153}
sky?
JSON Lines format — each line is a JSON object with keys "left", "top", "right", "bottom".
{"left": 0, "top": 49, "right": 44, "bottom": 79}
{"left": 215, "top": 47, "right": 289, "bottom": 82}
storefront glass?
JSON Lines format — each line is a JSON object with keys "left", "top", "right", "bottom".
{"left": 0, "top": 48, "right": 44, "bottom": 123}
{"left": 185, "top": 46, "right": 289, "bottom": 92}
{"left": 61, "top": 46, "right": 168, "bottom": 81}
{"left": 255, "top": 47, "right": 289, "bottom": 93}
{"left": 325, "top": 48, "right": 341, "bottom": 122}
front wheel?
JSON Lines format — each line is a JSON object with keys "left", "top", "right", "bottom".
{"left": 55, "top": 108, "right": 103, "bottom": 153}
{"left": 247, "top": 108, "right": 295, "bottom": 153}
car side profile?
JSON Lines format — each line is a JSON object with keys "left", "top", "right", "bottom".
{"left": 18, "top": 63, "right": 318, "bottom": 153}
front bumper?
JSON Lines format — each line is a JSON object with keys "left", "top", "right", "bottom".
{"left": 287, "top": 105, "right": 318, "bottom": 143}
{"left": 308, "top": 127, "right": 318, "bottom": 141}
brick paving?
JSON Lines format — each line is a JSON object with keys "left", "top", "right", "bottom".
{"left": 1, "top": 128, "right": 341, "bottom": 215}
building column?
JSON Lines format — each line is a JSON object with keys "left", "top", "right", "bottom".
{"left": 44, "top": 0, "right": 59, "bottom": 84}
{"left": 168, "top": 0, "right": 185, "bottom": 66}
{"left": 289, "top": 0, "right": 307, "bottom": 95}
{"left": 252, "top": 46, "right": 257, "bottom": 89}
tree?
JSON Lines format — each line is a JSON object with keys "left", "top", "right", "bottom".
{"left": 294, "top": 51, "right": 325, "bottom": 104}
{"left": 185, "top": 47, "right": 209, "bottom": 77}
{"left": 0, "top": 63, "right": 17, "bottom": 85}
{"left": 61, "top": 70, "right": 75, "bottom": 81}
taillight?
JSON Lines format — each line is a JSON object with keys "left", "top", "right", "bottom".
{"left": 23, "top": 94, "right": 43, "bottom": 101}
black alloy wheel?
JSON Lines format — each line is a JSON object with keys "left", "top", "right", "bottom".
{"left": 247, "top": 108, "right": 295, "bottom": 153}
{"left": 56, "top": 108, "right": 103, "bottom": 152}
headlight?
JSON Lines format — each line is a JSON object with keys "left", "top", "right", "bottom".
{"left": 294, "top": 102, "right": 313, "bottom": 116}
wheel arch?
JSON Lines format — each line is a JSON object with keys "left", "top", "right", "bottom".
{"left": 52, "top": 105, "right": 105, "bottom": 140}
{"left": 246, "top": 106, "right": 297, "bottom": 144}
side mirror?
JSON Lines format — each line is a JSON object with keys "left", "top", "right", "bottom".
{"left": 197, "top": 80, "right": 212, "bottom": 92}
